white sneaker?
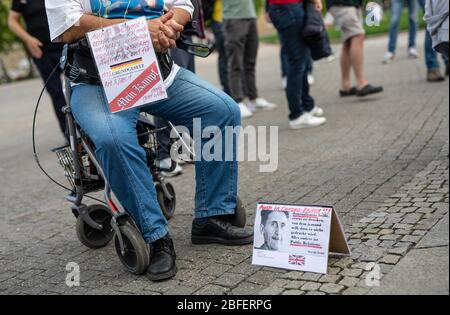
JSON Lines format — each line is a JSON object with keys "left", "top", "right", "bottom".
{"left": 307, "top": 74, "right": 315, "bottom": 85}
{"left": 308, "top": 107, "right": 324, "bottom": 117}
{"left": 248, "top": 98, "right": 277, "bottom": 112}
{"left": 382, "top": 52, "right": 395, "bottom": 64}
{"left": 282, "top": 77, "right": 287, "bottom": 89}
{"left": 327, "top": 54, "right": 336, "bottom": 62}
{"left": 289, "top": 113, "right": 327, "bottom": 129}
{"left": 408, "top": 47, "right": 420, "bottom": 59}
{"left": 161, "top": 163, "right": 184, "bottom": 177}
{"left": 239, "top": 102, "right": 253, "bottom": 119}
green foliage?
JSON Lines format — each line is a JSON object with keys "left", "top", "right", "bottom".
{"left": 0, "top": 0, "right": 18, "bottom": 53}
{"left": 254, "top": 0, "right": 265, "bottom": 15}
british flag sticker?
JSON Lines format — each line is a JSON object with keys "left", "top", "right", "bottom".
{"left": 288, "top": 255, "right": 306, "bottom": 266}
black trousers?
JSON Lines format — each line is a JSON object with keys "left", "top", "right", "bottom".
{"left": 223, "top": 18, "right": 259, "bottom": 103}
{"left": 33, "top": 49, "right": 67, "bottom": 136}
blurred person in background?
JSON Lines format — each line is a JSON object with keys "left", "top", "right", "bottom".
{"left": 418, "top": 0, "right": 448, "bottom": 82}
{"left": 267, "top": 0, "right": 327, "bottom": 129}
{"left": 327, "top": 0, "right": 384, "bottom": 97}
{"left": 222, "top": 0, "right": 277, "bottom": 119}
{"left": 204, "top": 0, "right": 230, "bottom": 94}
{"left": 383, "top": 0, "right": 420, "bottom": 63}
{"left": 8, "top": 0, "right": 67, "bottom": 139}
{"left": 424, "top": 0, "right": 449, "bottom": 59}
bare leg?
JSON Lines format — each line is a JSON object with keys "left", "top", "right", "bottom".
{"left": 340, "top": 40, "right": 352, "bottom": 91}
{"left": 349, "top": 34, "right": 369, "bottom": 89}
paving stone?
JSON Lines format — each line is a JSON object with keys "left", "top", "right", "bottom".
{"left": 270, "top": 279, "right": 291, "bottom": 288}
{"left": 412, "top": 230, "right": 427, "bottom": 236}
{"left": 401, "top": 214, "right": 423, "bottom": 224}
{"left": 364, "top": 240, "right": 381, "bottom": 247}
{"left": 194, "top": 285, "right": 229, "bottom": 295}
{"left": 213, "top": 273, "right": 247, "bottom": 288}
{"left": 230, "top": 282, "right": 265, "bottom": 296}
{"left": 361, "top": 234, "right": 379, "bottom": 241}
{"left": 362, "top": 228, "right": 381, "bottom": 234}
{"left": 284, "top": 281, "right": 305, "bottom": 290}
{"left": 379, "top": 234, "right": 402, "bottom": 241}
{"left": 339, "top": 269, "right": 363, "bottom": 277}
{"left": 300, "top": 273, "right": 322, "bottom": 282}
{"left": 258, "top": 287, "right": 285, "bottom": 295}
{"left": 401, "top": 235, "right": 422, "bottom": 243}
{"left": 342, "top": 287, "right": 370, "bottom": 295}
{"left": 360, "top": 248, "right": 386, "bottom": 262}
{"left": 379, "top": 255, "right": 402, "bottom": 265}
{"left": 301, "top": 282, "right": 322, "bottom": 291}
{"left": 379, "top": 241, "right": 397, "bottom": 248}
{"left": 393, "top": 223, "right": 414, "bottom": 230}
{"left": 333, "top": 257, "right": 355, "bottom": 269}
{"left": 327, "top": 267, "right": 342, "bottom": 275}
{"left": 282, "top": 271, "right": 304, "bottom": 281}
{"left": 247, "top": 271, "right": 279, "bottom": 286}
{"left": 388, "top": 247, "right": 410, "bottom": 256}
{"left": 320, "top": 283, "right": 345, "bottom": 294}
{"left": 339, "top": 277, "right": 360, "bottom": 288}
{"left": 395, "top": 242, "right": 414, "bottom": 248}
{"left": 201, "top": 263, "right": 233, "bottom": 277}
{"left": 305, "top": 291, "right": 326, "bottom": 295}
{"left": 319, "top": 274, "right": 342, "bottom": 284}
{"left": 396, "top": 229, "right": 413, "bottom": 235}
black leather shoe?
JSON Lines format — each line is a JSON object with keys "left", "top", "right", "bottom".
{"left": 147, "top": 235, "right": 177, "bottom": 281}
{"left": 356, "top": 84, "right": 383, "bottom": 97}
{"left": 191, "top": 217, "right": 254, "bottom": 246}
{"left": 339, "top": 87, "right": 358, "bottom": 97}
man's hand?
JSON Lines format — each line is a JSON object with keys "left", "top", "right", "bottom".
{"left": 26, "top": 37, "right": 43, "bottom": 59}
{"left": 148, "top": 11, "right": 179, "bottom": 53}
{"left": 164, "top": 18, "right": 184, "bottom": 39}
{"left": 311, "top": 0, "right": 323, "bottom": 12}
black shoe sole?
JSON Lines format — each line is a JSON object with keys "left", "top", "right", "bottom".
{"left": 147, "top": 265, "right": 178, "bottom": 281}
{"left": 191, "top": 235, "right": 253, "bottom": 246}
{"left": 357, "top": 87, "right": 384, "bottom": 97}
{"left": 427, "top": 77, "right": 445, "bottom": 82}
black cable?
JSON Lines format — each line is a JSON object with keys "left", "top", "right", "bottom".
{"left": 32, "top": 62, "right": 105, "bottom": 205}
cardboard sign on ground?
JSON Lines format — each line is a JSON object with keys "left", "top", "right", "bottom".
{"left": 252, "top": 203, "right": 350, "bottom": 274}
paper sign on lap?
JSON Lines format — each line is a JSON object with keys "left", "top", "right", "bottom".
{"left": 87, "top": 17, "right": 168, "bottom": 113}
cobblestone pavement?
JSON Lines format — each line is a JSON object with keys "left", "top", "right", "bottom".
{"left": 0, "top": 32, "right": 448, "bottom": 295}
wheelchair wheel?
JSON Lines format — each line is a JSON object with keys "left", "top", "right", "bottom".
{"left": 156, "top": 182, "right": 176, "bottom": 220}
{"left": 229, "top": 196, "right": 246, "bottom": 228}
{"left": 76, "top": 205, "right": 114, "bottom": 249}
{"left": 114, "top": 224, "right": 149, "bottom": 275}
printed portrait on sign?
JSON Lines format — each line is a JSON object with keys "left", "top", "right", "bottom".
{"left": 255, "top": 210, "right": 290, "bottom": 252}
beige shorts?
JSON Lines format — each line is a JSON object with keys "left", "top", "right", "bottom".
{"left": 330, "top": 6, "right": 366, "bottom": 43}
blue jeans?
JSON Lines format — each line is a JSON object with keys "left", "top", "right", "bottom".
{"left": 281, "top": 45, "right": 313, "bottom": 78}
{"left": 418, "top": 0, "right": 449, "bottom": 70}
{"left": 71, "top": 68, "right": 241, "bottom": 243}
{"left": 269, "top": 3, "right": 315, "bottom": 120}
{"left": 424, "top": 23, "right": 449, "bottom": 70}
{"left": 388, "top": 0, "right": 419, "bottom": 53}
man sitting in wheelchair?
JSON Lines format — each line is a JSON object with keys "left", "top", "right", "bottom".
{"left": 45, "top": 0, "right": 253, "bottom": 281}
